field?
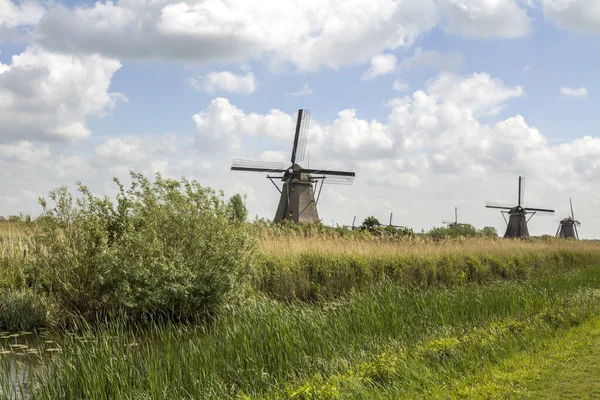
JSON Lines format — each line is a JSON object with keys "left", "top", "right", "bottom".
{"left": 1, "top": 175, "right": 600, "bottom": 399}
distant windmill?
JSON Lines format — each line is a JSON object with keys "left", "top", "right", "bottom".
{"left": 230, "top": 109, "right": 356, "bottom": 224}
{"left": 485, "top": 176, "right": 555, "bottom": 238}
{"left": 388, "top": 213, "right": 406, "bottom": 229}
{"left": 442, "top": 207, "right": 469, "bottom": 228}
{"left": 556, "top": 198, "right": 581, "bottom": 239}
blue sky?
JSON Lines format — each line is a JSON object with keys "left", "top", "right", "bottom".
{"left": 1, "top": 0, "right": 600, "bottom": 237}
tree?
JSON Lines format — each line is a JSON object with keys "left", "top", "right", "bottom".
{"left": 227, "top": 194, "right": 248, "bottom": 224}
{"left": 480, "top": 226, "right": 498, "bottom": 238}
{"left": 360, "top": 216, "right": 381, "bottom": 234}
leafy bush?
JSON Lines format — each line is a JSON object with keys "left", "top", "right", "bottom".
{"left": 26, "top": 172, "right": 255, "bottom": 323}
{"left": 360, "top": 216, "right": 380, "bottom": 234}
{"left": 0, "top": 289, "right": 49, "bottom": 331}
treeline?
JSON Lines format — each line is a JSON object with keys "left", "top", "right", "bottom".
{"left": 251, "top": 215, "right": 498, "bottom": 240}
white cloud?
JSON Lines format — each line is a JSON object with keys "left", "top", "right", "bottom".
{"left": 288, "top": 83, "right": 312, "bottom": 96}
{"left": 0, "top": 140, "right": 50, "bottom": 163}
{"left": 400, "top": 47, "right": 463, "bottom": 72}
{"left": 439, "top": 0, "right": 531, "bottom": 38}
{"left": 192, "top": 97, "right": 295, "bottom": 154}
{"left": 425, "top": 72, "right": 524, "bottom": 116}
{"left": 0, "top": 0, "right": 45, "bottom": 40}
{"left": 34, "top": 0, "right": 440, "bottom": 71}
{"left": 188, "top": 71, "right": 258, "bottom": 95}
{"left": 0, "top": 46, "right": 124, "bottom": 142}
{"left": 560, "top": 86, "right": 588, "bottom": 97}
{"left": 540, "top": 0, "right": 600, "bottom": 33}
{"left": 392, "top": 80, "right": 409, "bottom": 92}
{"left": 362, "top": 53, "right": 397, "bottom": 80}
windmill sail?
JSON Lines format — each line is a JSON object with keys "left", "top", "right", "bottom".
{"left": 290, "top": 109, "right": 311, "bottom": 165}
{"left": 295, "top": 110, "right": 310, "bottom": 163}
{"left": 231, "top": 158, "right": 286, "bottom": 173}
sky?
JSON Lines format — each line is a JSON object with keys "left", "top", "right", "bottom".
{"left": 1, "top": 0, "right": 599, "bottom": 238}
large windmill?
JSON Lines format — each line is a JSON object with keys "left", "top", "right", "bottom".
{"left": 442, "top": 207, "right": 469, "bottom": 228}
{"left": 556, "top": 198, "right": 581, "bottom": 239}
{"left": 485, "top": 176, "right": 555, "bottom": 238}
{"left": 231, "top": 109, "right": 355, "bottom": 224}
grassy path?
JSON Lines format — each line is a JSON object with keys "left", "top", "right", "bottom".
{"left": 446, "top": 314, "right": 600, "bottom": 399}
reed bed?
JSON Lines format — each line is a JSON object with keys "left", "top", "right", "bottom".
{"left": 254, "top": 233, "right": 600, "bottom": 302}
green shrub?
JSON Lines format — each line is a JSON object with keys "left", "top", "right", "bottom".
{"left": 0, "top": 289, "right": 49, "bottom": 331}
{"left": 26, "top": 172, "right": 255, "bottom": 323}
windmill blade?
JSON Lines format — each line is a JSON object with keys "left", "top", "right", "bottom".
{"left": 525, "top": 209, "right": 555, "bottom": 217}
{"left": 518, "top": 176, "right": 526, "bottom": 206}
{"left": 575, "top": 220, "right": 581, "bottom": 226}
{"left": 442, "top": 221, "right": 455, "bottom": 225}
{"left": 485, "top": 202, "right": 514, "bottom": 210}
{"left": 290, "top": 109, "right": 310, "bottom": 165}
{"left": 313, "top": 174, "right": 355, "bottom": 185}
{"left": 570, "top": 198, "right": 575, "bottom": 220}
{"left": 231, "top": 158, "right": 286, "bottom": 173}
{"left": 302, "top": 168, "right": 355, "bottom": 177}
{"left": 524, "top": 207, "right": 555, "bottom": 214}
{"left": 295, "top": 109, "right": 310, "bottom": 163}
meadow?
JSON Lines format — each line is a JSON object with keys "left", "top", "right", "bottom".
{"left": 1, "top": 173, "right": 600, "bottom": 399}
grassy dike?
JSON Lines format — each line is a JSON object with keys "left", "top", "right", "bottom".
{"left": 3, "top": 264, "right": 600, "bottom": 399}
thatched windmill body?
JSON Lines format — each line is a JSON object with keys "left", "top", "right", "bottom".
{"left": 485, "top": 176, "right": 554, "bottom": 238}
{"left": 443, "top": 207, "right": 469, "bottom": 228}
{"left": 556, "top": 198, "right": 581, "bottom": 239}
{"left": 231, "top": 109, "right": 355, "bottom": 224}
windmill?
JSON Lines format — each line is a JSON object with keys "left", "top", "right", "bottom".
{"left": 388, "top": 213, "right": 406, "bottom": 229}
{"left": 230, "top": 109, "right": 356, "bottom": 224}
{"left": 485, "top": 176, "right": 555, "bottom": 238}
{"left": 556, "top": 198, "right": 580, "bottom": 239}
{"left": 442, "top": 207, "right": 469, "bottom": 228}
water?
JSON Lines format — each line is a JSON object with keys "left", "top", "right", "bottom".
{"left": 0, "top": 330, "right": 60, "bottom": 398}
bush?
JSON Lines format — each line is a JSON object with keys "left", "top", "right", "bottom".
{"left": 0, "top": 289, "right": 49, "bottom": 331}
{"left": 27, "top": 172, "right": 255, "bottom": 323}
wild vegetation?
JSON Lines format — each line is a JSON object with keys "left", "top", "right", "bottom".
{"left": 0, "top": 172, "right": 600, "bottom": 398}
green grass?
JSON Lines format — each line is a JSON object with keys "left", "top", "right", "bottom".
{"left": 426, "top": 313, "right": 600, "bottom": 399}
{"left": 1, "top": 265, "right": 599, "bottom": 399}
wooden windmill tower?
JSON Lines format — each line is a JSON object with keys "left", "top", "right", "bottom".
{"left": 556, "top": 198, "right": 581, "bottom": 239}
{"left": 442, "top": 207, "right": 469, "bottom": 228}
{"left": 230, "top": 109, "right": 355, "bottom": 224}
{"left": 485, "top": 176, "right": 555, "bottom": 238}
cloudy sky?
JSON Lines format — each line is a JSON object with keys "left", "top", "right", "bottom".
{"left": 1, "top": 0, "right": 599, "bottom": 237}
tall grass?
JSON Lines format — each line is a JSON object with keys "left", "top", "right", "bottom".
{"left": 254, "top": 235, "right": 600, "bottom": 301}
{"left": 3, "top": 265, "right": 598, "bottom": 399}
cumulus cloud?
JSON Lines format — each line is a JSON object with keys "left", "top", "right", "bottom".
{"left": 439, "top": 0, "right": 531, "bottom": 38}
{"left": 288, "top": 83, "right": 312, "bottom": 96}
{"left": 392, "top": 80, "right": 409, "bottom": 92}
{"left": 560, "top": 86, "right": 588, "bottom": 97}
{"left": 0, "top": 0, "right": 45, "bottom": 41}
{"left": 540, "top": 0, "right": 600, "bottom": 33}
{"left": 362, "top": 53, "right": 397, "bottom": 80}
{"left": 0, "top": 46, "right": 124, "bottom": 143}
{"left": 188, "top": 71, "right": 258, "bottom": 95}
{"left": 192, "top": 97, "right": 295, "bottom": 153}
{"left": 33, "top": 0, "right": 440, "bottom": 71}
{"left": 425, "top": 72, "right": 524, "bottom": 116}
